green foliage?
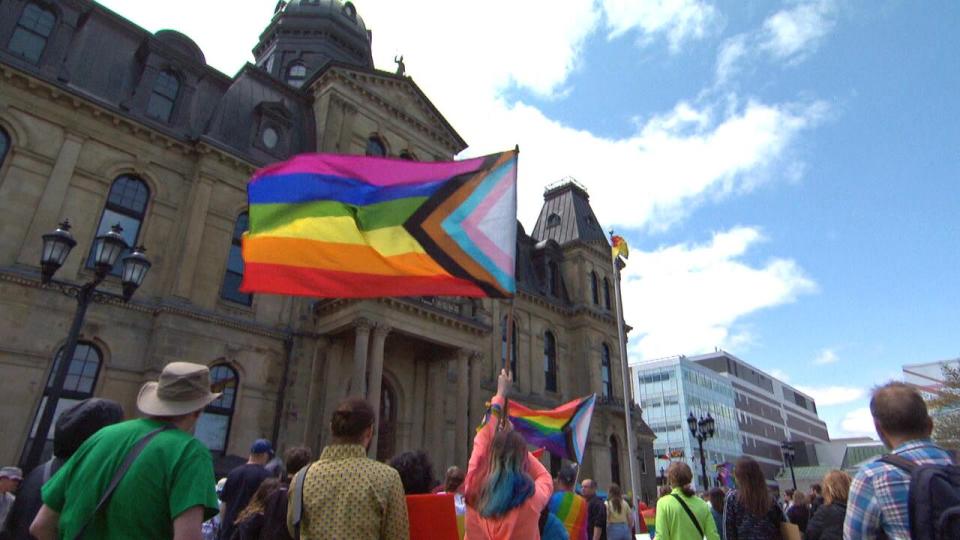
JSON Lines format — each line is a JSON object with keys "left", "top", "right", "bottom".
{"left": 927, "top": 364, "right": 960, "bottom": 451}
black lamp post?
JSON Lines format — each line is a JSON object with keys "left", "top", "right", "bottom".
{"left": 688, "top": 411, "right": 715, "bottom": 490}
{"left": 781, "top": 440, "right": 797, "bottom": 491}
{"left": 23, "top": 221, "right": 151, "bottom": 470}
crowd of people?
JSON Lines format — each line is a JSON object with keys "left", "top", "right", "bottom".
{"left": 0, "top": 362, "right": 952, "bottom": 540}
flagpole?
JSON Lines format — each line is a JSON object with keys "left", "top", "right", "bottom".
{"left": 611, "top": 230, "right": 642, "bottom": 516}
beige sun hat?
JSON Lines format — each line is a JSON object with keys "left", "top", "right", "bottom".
{"left": 137, "top": 362, "right": 222, "bottom": 417}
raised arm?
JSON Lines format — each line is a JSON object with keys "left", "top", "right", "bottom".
{"left": 526, "top": 451, "right": 553, "bottom": 511}
{"left": 464, "top": 369, "right": 511, "bottom": 494}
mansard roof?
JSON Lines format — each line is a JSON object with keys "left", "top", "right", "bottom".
{"left": 531, "top": 178, "right": 609, "bottom": 247}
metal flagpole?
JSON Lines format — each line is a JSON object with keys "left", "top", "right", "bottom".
{"left": 611, "top": 230, "right": 642, "bottom": 517}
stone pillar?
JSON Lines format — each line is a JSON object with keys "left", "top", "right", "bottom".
{"left": 171, "top": 177, "right": 213, "bottom": 299}
{"left": 454, "top": 349, "right": 471, "bottom": 467}
{"left": 319, "top": 339, "right": 345, "bottom": 449}
{"left": 17, "top": 133, "right": 85, "bottom": 265}
{"left": 367, "top": 324, "right": 391, "bottom": 459}
{"left": 351, "top": 318, "right": 371, "bottom": 397}
{"left": 303, "top": 337, "right": 330, "bottom": 448}
{"left": 428, "top": 356, "right": 448, "bottom": 466}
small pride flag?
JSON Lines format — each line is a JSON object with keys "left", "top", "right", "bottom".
{"left": 508, "top": 395, "right": 596, "bottom": 463}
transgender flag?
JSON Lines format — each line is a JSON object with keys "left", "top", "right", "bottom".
{"left": 508, "top": 395, "right": 597, "bottom": 463}
{"left": 241, "top": 151, "right": 517, "bottom": 298}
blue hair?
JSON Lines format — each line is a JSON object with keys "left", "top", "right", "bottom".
{"left": 476, "top": 430, "right": 535, "bottom": 518}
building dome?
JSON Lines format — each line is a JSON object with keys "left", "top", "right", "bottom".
{"left": 282, "top": 0, "right": 370, "bottom": 38}
{"left": 254, "top": 0, "right": 374, "bottom": 83}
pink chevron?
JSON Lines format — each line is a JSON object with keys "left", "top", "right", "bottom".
{"left": 461, "top": 165, "right": 516, "bottom": 275}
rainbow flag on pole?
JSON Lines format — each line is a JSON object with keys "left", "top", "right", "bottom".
{"left": 241, "top": 151, "right": 517, "bottom": 298}
{"left": 508, "top": 395, "right": 596, "bottom": 463}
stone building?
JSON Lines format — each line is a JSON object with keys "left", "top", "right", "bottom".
{"left": 0, "top": 0, "right": 655, "bottom": 501}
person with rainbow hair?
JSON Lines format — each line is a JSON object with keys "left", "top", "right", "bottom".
{"left": 463, "top": 369, "right": 553, "bottom": 539}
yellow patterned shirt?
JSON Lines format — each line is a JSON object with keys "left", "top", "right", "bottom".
{"left": 287, "top": 444, "right": 409, "bottom": 540}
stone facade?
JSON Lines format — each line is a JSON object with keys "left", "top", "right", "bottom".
{"left": 0, "top": 0, "right": 656, "bottom": 502}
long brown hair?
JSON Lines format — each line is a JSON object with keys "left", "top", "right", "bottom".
{"left": 822, "top": 470, "right": 852, "bottom": 505}
{"left": 733, "top": 457, "right": 770, "bottom": 516}
{"left": 667, "top": 462, "right": 695, "bottom": 497}
{"left": 234, "top": 478, "right": 280, "bottom": 524}
{"left": 608, "top": 483, "right": 624, "bottom": 514}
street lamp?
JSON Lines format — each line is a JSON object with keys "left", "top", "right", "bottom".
{"left": 781, "top": 440, "right": 797, "bottom": 491}
{"left": 688, "top": 411, "right": 715, "bottom": 490}
{"left": 24, "top": 221, "right": 151, "bottom": 470}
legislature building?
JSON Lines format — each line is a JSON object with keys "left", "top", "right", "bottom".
{"left": 0, "top": 0, "right": 656, "bottom": 501}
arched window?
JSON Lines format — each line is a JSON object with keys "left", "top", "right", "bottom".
{"left": 609, "top": 435, "right": 621, "bottom": 485}
{"left": 378, "top": 379, "right": 397, "bottom": 459}
{"left": 87, "top": 176, "right": 150, "bottom": 275}
{"left": 544, "top": 331, "right": 557, "bottom": 392}
{"left": 547, "top": 261, "right": 560, "bottom": 297}
{"left": 221, "top": 213, "right": 252, "bottom": 305}
{"left": 500, "top": 316, "right": 518, "bottom": 382}
{"left": 601, "top": 344, "right": 613, "bottom": 398}
{"left": 8, "top": 2, "right": 56, "bottom": 64}
{"left": 590, "top": 271, "right": 599, "bottom": 305}
{"left": 365, "top": 136, "right": 386, "bottom": 157}
{"left": 146, "top": 70, "right": 179, "bottom": 123}
{"left": 399, "top": 150, "right": 417, "bottom": 161}
{"left": 546, "top": 213, "right": 561, "bottom": 228}
{"left": 26, "top": 342, "right": 102, "bottom": 463}
{"left": 0, "top": 128, "right": 9, "bottom": 168}
{"left": 603, "top": 277, "right": 611, "bottom": 310}
{"left": 195, "top": 364, "right": 238, "bottom": 453}
{"left": 286, "top": 63, "right": 307, "bottom": 87}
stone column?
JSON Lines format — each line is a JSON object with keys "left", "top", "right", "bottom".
{"left": 351, "top": 318, "right": 372, "bottom": 397}
{"left": 368, "top": 324, "right": 391, "bottom": 459}
{"left": 428, "top": 356, "right": 449, "bottom": 466}
{"left": 454, "top": 349, "right": 471, "bottom": 467}
{"left": 17, "top": 133, "right": 85, "bottom": 266}
{"left": 303, "top": 337, "right": 330, "bottom": 448}
{"left": 171, "top": 177, "right": 213, "bottom": 299}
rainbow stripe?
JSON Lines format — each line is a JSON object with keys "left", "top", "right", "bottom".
{"left": 241, "top": 151, "right": 517, "bottom": 298}
{"left": 548, "top": 491, "right": 588, "bottom": 540}
{"left": 508, "top": 394, "right": 596, "bottom": 463}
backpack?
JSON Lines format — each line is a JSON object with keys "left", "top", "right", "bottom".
{"left": 879, "top": 454, "right": 960, "bottom": 540}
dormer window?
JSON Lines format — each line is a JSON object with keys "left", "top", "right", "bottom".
{"left": 342, "top": 1, "right": 357, "bottom": 20}
{"left": 8, "top": 3, "right": 56, "bottom": 64}
{"left": 546, "top": 213, "right": 561, "bottom": 228}
{"left": 146, "top": 70, "right": 180, "bottom": 123}
{"left": 286, "top": 63, "right": 307, "bottom": 87}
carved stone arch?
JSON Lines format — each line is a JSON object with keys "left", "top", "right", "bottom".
{"left": 365, "top": 131, "right": 390, "bottom": 157}
{"left": 100, "top": 161, "right": 167, "bottom": 203}
{"left": 0, "top": 113, "right": 30, "bottom": 152}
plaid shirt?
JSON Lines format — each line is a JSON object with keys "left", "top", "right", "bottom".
{"left": 843, "top": 439, "right": 953, "bottom": 539}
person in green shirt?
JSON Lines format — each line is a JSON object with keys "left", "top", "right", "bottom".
{"left": 30, "top": 362, "right": 223, "bottom": 540}
{"left": 655, "top": 462, "right": 721, "bottom": 540}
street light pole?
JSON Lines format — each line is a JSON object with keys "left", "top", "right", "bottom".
{"left": 23, "top": 221, "right": 151, "bottom": 471}
{"left": 687, "top": 412, "right": 715, "bottom": 491}
{"left": 781, "top": 441, "right": 797, "bottom": 491}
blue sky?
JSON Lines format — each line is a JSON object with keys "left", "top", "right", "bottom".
{"left": 101, "top": 0, "right": 960, "bottom": 438}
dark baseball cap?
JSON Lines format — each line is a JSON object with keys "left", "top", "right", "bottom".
{"left": 251, "top": 438, "right": 274, "bottom": 456}
{"left": 557, "top": 464, "right": 578, "bottom": 485}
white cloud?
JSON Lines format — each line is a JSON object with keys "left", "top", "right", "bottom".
{"left": 760, "top": 1, "right": 836, "bottom": 62}
{"left": 838, "top": 406, "right": 877, "bottom": 438}
{"left": 814, "top": 348, "right": 839, "bottom": 365}
{"left": 716, "top": 34, "right": 748, "bottom": 83}
{"left": 602, "top": 0, "right": 719, "bottom": 51}
{"left": 796, "top": 385, "right": 865, "bottom": 406}
{"left": 623, "top": 227, "right": 817, "bottom": 359}
{"left": 769, "top": 368, "right": 791, "bottom": 383}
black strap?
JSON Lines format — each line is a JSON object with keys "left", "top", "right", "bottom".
{"left": 73, "top": 424, "right": 173, "bottom": 540}
{"left": 879, "top": 453, "right": 918, "bottom": 474}
{"left": 670, "top": 493, "right": 705, "bottom": 538}
{"left": 291, "top": 462, "right": 314, "bottom": 540}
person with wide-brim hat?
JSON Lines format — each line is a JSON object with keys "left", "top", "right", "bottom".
{"left": 31, "top": 362, "right": 223, "bottom": 540}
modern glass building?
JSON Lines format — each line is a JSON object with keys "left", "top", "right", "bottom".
{"left": 635, "top": 356, "right": 742, "bottom": 490}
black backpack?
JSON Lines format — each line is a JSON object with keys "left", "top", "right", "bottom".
{"left": 879, "top": 454, "right": 960, "bottom": 540}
